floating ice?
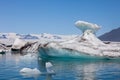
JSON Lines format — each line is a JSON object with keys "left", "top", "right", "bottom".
{"left": 20, "top": 67, "right": 41, "bottom": 78}
{"left": 75, "top": 20, "right": 100, "bottom": 33}
{"left": 20, "top": 68, "right": 41, "bottom": 74}
{"left": 46, "top": 62, "right": 53, "bottom": 68}
{"left": 46, "top": 62, "right": 54, "bottom": 73}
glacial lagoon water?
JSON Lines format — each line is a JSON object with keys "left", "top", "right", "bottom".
{"left": 0, "top": 52, "right": 120, "bottom": 80}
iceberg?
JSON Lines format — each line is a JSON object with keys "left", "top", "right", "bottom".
{"left": 20, "top": 68, "right": 41, "bottom": 74}
{"left": 11, "top": 38, "right": 27, "bottom": 51}
{"left": 46, "top": 62, "right": 53, "bottom": 68}
{"left": 20, "top": 68, "right": 41, "bottom": 78}
{"left": 75, "top": 20, "right": 100, "bottom": 33}
{"left": 46, "top": 62, "right": 54, "bottom": 73}
{"left": 38, "top": 21, "right": 120, "bottom": 59}
{"left": 20, "top": 34, "right": 39, "bottom": 39}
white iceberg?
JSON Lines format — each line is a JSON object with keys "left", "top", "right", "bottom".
{"left": 46, "top": 62, "right": 54, "bottom": 73}
{"left": 11, "top": 38, "right": 27, "bottom": 50}
{"left": 20, "top": 68, "right": 41, "bottom": 78}
{"left": 38, "top": 21, "right": 120, "bottom": 59}
{"left": 75, "top": 20, "right": 100, "bottom": 33}
{"left": 46, "top": 62, "right": 53, "bottom": 68}
{"left": 20, "top": 68, "right": 41, "bottom": 74}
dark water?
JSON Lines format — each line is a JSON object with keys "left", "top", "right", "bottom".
{"left": 0, "top": 52, "right": 120, "bottom": 80}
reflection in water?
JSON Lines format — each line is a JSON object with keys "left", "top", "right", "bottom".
{"left": 75, "top": 63, "right": 97, "bottom": 80}
{"left": 83, "top": 64, "right": 97, "bottom": 80}
{"left": 43, "top": 59, "right": 120, "bottom": 80}
{"left": 38, "top": 59, "right": 47, "bottom": 72}
{"left": 0, "top": 52, "right": 54, "bottom": 80}
{"left": 46, "top": 74, "right": 53, "bottom": 80}
{"left": 0, "top": 52, "right": 120, "bottom": 80}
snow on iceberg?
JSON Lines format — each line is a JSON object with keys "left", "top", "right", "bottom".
{"left": 75, "top": 20, "right": 100, "bottom": 33}
{"left": 80, "top": 30, "right": 105, "bottom": 46}
{"left": 11, "top": 38, "right": 27, "bottom": 50}
{"left": 38, "top": 20, "right": 120, "bottom": 59}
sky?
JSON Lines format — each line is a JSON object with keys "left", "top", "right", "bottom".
{"left": 0, "top": 0, "right": 120, "bottom": 36}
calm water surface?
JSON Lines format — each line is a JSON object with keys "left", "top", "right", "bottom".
{"left": 0, "top": 52, "right": 120, "bottom": 80}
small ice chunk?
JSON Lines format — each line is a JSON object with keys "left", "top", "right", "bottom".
{"left": 46, "top": 62, "right": 53, "bottom": 68}
{"left": 45, "top": 62, "right": 54, "bottom": 73}
{"left": 32, "top": 68, "right": 41, "bottom": 74}
{"left": 20, "top": 68, "right": 32, "bottom": 73}
{"left": 20, "top": 68, "right": 41, "bottom": 74}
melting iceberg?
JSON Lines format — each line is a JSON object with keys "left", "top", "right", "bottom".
{"left": 38, "top": 21, "right": 120, "bottom": 59}
{"left": 46, "top": 62, "right": 54, "bottom": 73}
{"left": 20, "top": 68, "right": 41, "bottom": 74}
{"left": 20, "top": 68, "right": 41, "bottom": 78}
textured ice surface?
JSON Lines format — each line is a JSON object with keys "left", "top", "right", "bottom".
{"left": 75, "top": 20, "right": 100, "bottom": 33}
{"left": 46, "top": 62, "right": 54, "bottom": 73}
{"left": 12, "top": 38, "right": 27, "bottom": 49}
{"left": 39, "top": 21, "right": 120, "bottom": 59}
{"left": 46, "top": 62, "right": 53, "bottom": 68}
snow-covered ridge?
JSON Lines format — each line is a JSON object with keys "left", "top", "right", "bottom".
{"left": 0, "top": 33, "right": 77, "bottom": 45}
{"left": 0, "top": 32, "right": 77, "bottom": 40}
{"left": 0, "top": 33, "right": 77, "bottom": 52}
